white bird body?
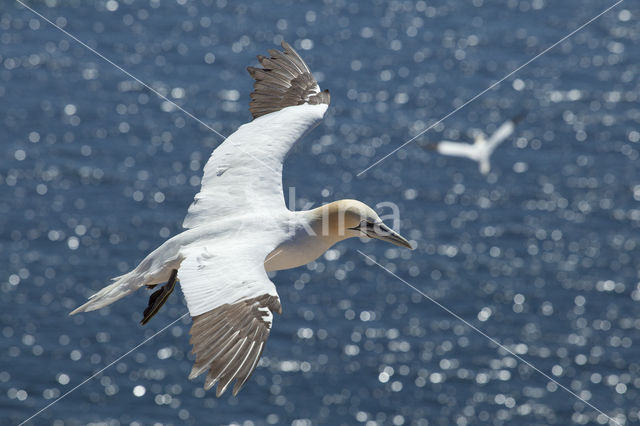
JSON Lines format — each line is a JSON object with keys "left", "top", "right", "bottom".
{"left": 430, "top": 116, "right": 522, "bottom": 175}
{"left": 71, "top": 41, "right": 412, "bottom": 397}
{"left": 84, "top": 207, "right": 343, "bottom": 314}
{"left": 436, "top": 137, "right": 490, "bottom": 173}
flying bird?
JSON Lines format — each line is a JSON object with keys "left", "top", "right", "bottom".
{"left": 70, "top": 41, "right": 413, "bottom": 397}
{"left": 425, "top": 114, "right": 525, "bottom": 175}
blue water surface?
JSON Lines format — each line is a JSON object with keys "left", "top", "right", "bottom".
{"left": 2, "top": 0, "right": 640, "bottom": 424}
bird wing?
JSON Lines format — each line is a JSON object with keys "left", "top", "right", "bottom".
{"left": 436, "top": 141, "right": 477, "bottom": 159}
{"left": 183, "top": 41, "right": 330, "bottom": 229}
{"left": 486, "top": 115, "right": 523, "bottom": 151}
{"left": 178, "top": 242, "right": 281, "bottom": 397}
{"left": 248, "top": 41, "right": 330, "bottom": 119}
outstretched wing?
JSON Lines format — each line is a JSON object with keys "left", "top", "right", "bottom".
{"left": 178, "top": 242, "right": 281, "bottom": 397}
{"left": 183, "top": 41, "right": 330, "bottom": 229}
{"left": 435, "top": 141, "right": 477, "bottom": 159}
{"left": 486, "top": 113, "right": 525, "bottom": 151}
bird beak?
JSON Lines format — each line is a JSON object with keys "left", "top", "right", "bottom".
{"left": 362, "top": 222, "right": 414, "bottom": 249}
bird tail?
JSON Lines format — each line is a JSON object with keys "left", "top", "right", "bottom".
{"left": 69, "top": 270, "right": 143, "bottom": 315}
{"left": 70, "top": 237, "right": 184, "bottom": 316}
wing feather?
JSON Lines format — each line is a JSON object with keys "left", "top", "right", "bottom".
{"left": 233, "top": 340, "right": 265, "bottom": 395}
{"left": 188, "top": 294, "right": 282, "bottom": 397}
{"left": 248, "top": 41, "right": 330, "bottom": 119}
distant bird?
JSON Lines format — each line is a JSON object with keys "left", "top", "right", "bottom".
{"left": 425, "top": 114, "right": 525, "bottom": 175}
{"left": 70, "top": 41, "right": 413, "bottom": 397}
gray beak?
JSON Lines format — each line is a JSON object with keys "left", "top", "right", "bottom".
{"left": 362, "top": 222, "right": 414, "bottom": 250}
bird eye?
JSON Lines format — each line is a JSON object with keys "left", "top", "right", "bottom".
{"left": 349, "top": 220, "right": 372, "bottom": 231}
{"left": 361, "top": 220, "right": 378, "bottom": 231}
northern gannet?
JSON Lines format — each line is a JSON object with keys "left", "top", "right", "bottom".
{"left": 426, "top": 114, "right": 525, "bottom": 175}
{"left": 70, "top": 41, "right": 413, "bottom": 397}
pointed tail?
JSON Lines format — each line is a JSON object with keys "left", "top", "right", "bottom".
{"left": 70, "top": 271, "right": 141, "bottom": 315}
{"left": 70, "top": 239, "right": 184, "bottom": 315}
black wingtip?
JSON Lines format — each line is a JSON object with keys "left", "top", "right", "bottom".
{"left": 512, "top": 111, "right": 527, "bottom": 125}
{"left": 424, "top": 142, "right": 438, "bottom": 151}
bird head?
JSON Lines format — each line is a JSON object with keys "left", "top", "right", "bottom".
{"left": 314, "top": 200, "right": 413, "bottom": 249}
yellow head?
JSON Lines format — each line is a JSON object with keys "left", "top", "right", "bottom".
{"left": 309, "top": 199, "right": 413, "bottom": 249}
